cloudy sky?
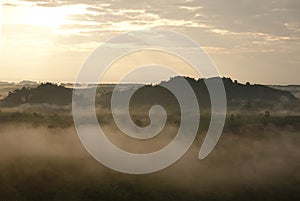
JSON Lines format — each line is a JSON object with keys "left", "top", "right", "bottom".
{"left": 0, "top": 0, "right": 299, "bottom": 84}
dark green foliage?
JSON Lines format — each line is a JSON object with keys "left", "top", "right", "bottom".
{"left": 99, "top": 76, "right": 298, "bottom": 113}
{"left": 1, "top": 83, "right": 72, "bottom": 106}
{"left": 0, "top": 78, "right": 299, "bottom": 200}
{"left": 1, "top": 77, "right": 298, "bottom": 113}
{"left": 0, "top": 112, "right": 73, "bottom": 128}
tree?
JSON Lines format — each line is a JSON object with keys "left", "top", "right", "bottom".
{"left": 264, "top": 111, "right": 271, "bottom": 118}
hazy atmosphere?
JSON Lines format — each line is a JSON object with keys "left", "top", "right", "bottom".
{"left": 1, "top": 0, "right": 300, "bottom": 84}
{"left": 0, "top": 1, "right": 299, "bottom": 201}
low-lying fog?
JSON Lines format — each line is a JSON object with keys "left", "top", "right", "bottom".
{"left": 0, "top": 120, "right": 299, "bottom": 200}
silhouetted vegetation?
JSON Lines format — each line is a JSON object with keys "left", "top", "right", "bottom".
{"left": 0, "top": 77, "right": 299, "bottom": 200}
{"left": 1, "top": 77, "right": 298, "bottom": 113}
{"left": 1, "top": 83, "right": 72, "bottom": 106}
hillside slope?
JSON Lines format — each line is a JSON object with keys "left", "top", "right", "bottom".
{"left": 0, "top": 77, "right": 298, "bottom": 113}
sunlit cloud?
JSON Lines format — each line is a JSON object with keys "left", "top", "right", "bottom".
{"left": 0, "top": 0, "right": 299, "bottom": 83}
{"left": 3, "top": 3, "right": 92, "bottom": 29}
{"left": 179, "top": 6, "right": 203, "bottom": 11}
{"left": 284, "top": 22, "right": 300, "bottom": 33}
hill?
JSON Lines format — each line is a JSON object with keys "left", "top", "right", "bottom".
{"left": 269, "top": 85, "right": 300, "bottom": 99}
{"left": 0, "top": 83, "right": 72, "bottom": 106}
{"left": 0, "top": 77, "right": 298, "bottom": 113}
{"left": 98, "top": 76, "right": 298, "bottom": 113}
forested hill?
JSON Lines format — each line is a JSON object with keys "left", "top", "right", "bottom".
{"left": 0, "top": 77, "right": 297, "bottom": 111}
{"left": 97, "top": 77, "right": 297, "bottom": 112}
{"left": 0, "top": 83, "right": 72, "bottom": 106}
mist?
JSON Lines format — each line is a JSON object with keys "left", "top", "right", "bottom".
{"left": 0, "top": 117, "right": 299, "bottom": 200}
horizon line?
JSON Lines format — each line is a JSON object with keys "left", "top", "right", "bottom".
{"left": 1, "top": 76, "right": 300, "bottom": 86}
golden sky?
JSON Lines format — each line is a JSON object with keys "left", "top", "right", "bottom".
{"left": 0, "top": 0, "right": 300, "bottom": 84}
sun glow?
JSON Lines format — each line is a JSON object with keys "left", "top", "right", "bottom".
{"left": 0, "top": 0, "right": 3, "bottom": 51}
{"left": 3, "top": 4, "right": 88, "bottom": 29}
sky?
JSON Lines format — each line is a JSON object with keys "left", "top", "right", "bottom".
{"left": 0, "top": 0, "right": 299, "bottom": 84}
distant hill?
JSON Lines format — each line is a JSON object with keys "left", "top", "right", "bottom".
{"left": 0, "top": 77, "right": 298, "bottom": 112}
{"left": 18, "top": 80, "right": 38, "bottom": 85}
{"left": 0, "top": 83, "right": 72, "bottom": 106}
{"left": 269, "top": 85, "right": 300, "bottom": 99}
{"left": 0, "top": 81, "right": 10, "bottom": 85}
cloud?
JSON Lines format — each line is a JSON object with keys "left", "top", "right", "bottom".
{"left": 2, "top": 0, "right": 300, "bottom": 83}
